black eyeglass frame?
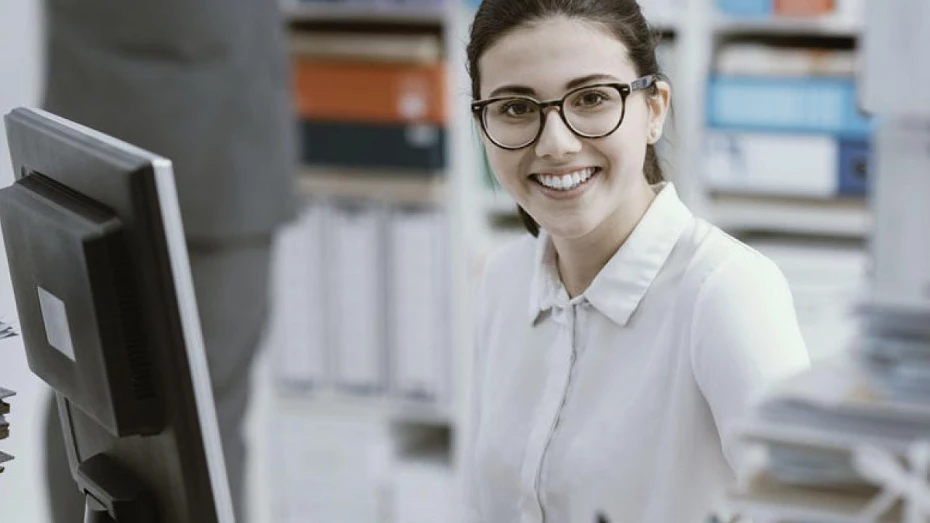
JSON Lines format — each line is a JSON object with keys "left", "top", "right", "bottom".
{"left": 471, "top": 74, "right": 658, "bottom": 150}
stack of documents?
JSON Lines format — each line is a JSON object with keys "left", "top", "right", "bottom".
{"left": 0, "top": 387, "right": 14, "bottom": 474}
{"left": 0, "top": 320, "right": 16, "bottom": 341}
{"left": 728, "top": 305, "right": 930, "bottom": 522}
{"left": 857, "top": 304, "right": 930, "bottom": 401}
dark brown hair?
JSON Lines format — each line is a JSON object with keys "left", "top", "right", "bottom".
{"left": 466, "top": 0, "right": 666, "bottom": 236}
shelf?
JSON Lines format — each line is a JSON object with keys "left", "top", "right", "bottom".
{"left": 297, "top": 168, "right": 447, "bottom": 205}
{"left": 282, "top": 1, "right": 446, "bottom": 26}
{"left": 714, "top": 15, "right": 861, "bottom": 38}
{"left": 275, "top": 387, "right": 454, "bottom": 426}
{"left": 707, "top": 193, "right": 871, "bottom": 239}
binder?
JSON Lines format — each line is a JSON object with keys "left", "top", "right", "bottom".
{"left": 704, "top": 131, "right": 839, "bottom": 197}
{"left": 269, "top": 202, "right": 329, "bottom": 388}
{"left": 329, "top": 202, "right": 387, "bottom": 393}
{"left": 774, "top": 0, "right": 835, "bottom": 16}
{"left": 299, "top": 119, "right": 446, "bottom": 172}
{"left": 707, "top": 76, "right": 872, "bottom": 138}
{"left": 836, "top": 139, "right": 870, "bottom": 196}
{"left": 715, "top": 45, "right": 856, "bottom": 78}
{"left": 717, "top": 0, "right": 771, "bottom": 17}
{"left": 387, "top": 207, "right": 450, "bottom": 402}
{"left": 293, "top": 58, "right": 447, "bottom": 125}
{"left": 288, "top": 31, "right": 442, "bottom": 65}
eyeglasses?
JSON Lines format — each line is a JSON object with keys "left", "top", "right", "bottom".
{"left": 471, "top": 75, "right": 657, "bottom": 150}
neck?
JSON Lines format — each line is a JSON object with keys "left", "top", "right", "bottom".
{"left": 552, "top": 183, "right": 657, "bottom": 298}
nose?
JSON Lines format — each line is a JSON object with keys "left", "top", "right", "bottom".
{"left": 534, "top": 109, "right": 582, "bottom": 159}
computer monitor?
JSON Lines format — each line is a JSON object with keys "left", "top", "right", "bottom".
{"left": 0, "top": 107, "right": 235, "bottom": 523}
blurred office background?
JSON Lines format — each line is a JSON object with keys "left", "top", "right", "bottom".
{"left": 0, "top": 0, "right": 881, "bottom": 521}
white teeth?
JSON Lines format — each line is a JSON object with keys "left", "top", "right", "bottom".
{"left": 536, "top": 167, "right": 596, "bottom": 191}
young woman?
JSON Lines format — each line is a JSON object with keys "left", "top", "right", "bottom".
{"left": 464, "top": 1, "right": 810, "bottom": 522}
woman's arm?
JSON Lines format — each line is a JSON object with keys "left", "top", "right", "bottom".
{"left": 689, "top": 250, "right": 811, "bottom": 473}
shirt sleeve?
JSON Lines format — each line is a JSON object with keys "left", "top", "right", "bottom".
{"left": 690, "top": 251, "right": 811, "bottom": 475}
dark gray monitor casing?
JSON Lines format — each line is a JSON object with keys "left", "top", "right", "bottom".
{"left": 0, "top": 107, "right": 234, "bottom": 523}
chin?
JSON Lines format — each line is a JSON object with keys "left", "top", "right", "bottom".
{"left": 538, "top": 217, "right": 600, "bottom": 241}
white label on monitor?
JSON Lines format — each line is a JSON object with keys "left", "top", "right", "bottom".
{"left": 37, "top": 287, "right": 76, "bottom": 361}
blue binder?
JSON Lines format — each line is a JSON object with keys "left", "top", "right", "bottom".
{"left": 717, "top": 0, "right": 771, "bottom": 17}
{"left": 707, "top": 76, "right": 873, "bottom": 139}
{"left": 837, "top": 139, "right": 870, "bottom": 196}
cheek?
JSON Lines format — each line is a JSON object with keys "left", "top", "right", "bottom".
{"left": 601, "top": 131, "right": 646, "bottom": 168}
{"left": 485, "top": 147, "right": 524, "bottom": 187}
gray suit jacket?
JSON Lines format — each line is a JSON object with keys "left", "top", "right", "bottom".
{"left": 43, "top": 0, "right": 297, "bottom": 242}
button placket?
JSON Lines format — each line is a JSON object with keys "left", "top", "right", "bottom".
{"left": 519, "top": 303, "right": 579, "bottom": 523}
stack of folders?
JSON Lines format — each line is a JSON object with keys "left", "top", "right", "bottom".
{"left": 0, "top": 319, "right": 15, "bottom": 341}
{"left": 0, "top": 387, "right": 13, "bottom": 474}
{"left": 728, "top": 305, "right": 930, "bottom": 522}
{"left": 289, "top": 23, "right": 447, "bottom": 173}
{"left": 704, "top": 42, "right": 871, "bottom": 199}
{"left": 717, "top": 0, "right": 864, "bottom": 21}
{"left": 270, "top": 200, "right": 452, "bottom": 404}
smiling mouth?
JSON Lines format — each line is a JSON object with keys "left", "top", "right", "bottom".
{"left": 531, "top": 167, "right": 600, "bottom": 192}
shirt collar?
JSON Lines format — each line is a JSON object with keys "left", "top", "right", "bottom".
{"left": 527, "top": 182, "right": 693, "bottom": 326}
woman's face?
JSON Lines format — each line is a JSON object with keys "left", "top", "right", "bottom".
{"left": 477, "top": 16, "right": 670, "bottom": 241}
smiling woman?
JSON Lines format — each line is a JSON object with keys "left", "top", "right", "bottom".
{"left": 462, "top": 2, "right": 811, "bottom": 523}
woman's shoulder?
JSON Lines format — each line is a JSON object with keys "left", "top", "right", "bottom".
{"left": 679, "top": 218, "right": 788, "bottom": 298}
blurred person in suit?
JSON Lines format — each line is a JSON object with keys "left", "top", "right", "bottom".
{"left": 40, "top": 1, "right": 297, "bottom": 521}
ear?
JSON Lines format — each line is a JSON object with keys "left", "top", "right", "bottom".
{"left": 645, "top": 79, "right": 671, "bottom": 144}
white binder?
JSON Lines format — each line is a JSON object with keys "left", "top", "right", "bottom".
{"left": 388, "top": 207, "right": 450, "bottom": 402}
{"left": 330, "top": 202, "right": 387, "bottom": 393}
{"left": 269, "top": 201, "right": 328, "bottom": 388}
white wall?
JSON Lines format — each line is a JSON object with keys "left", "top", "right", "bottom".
{"left": 0, "top": 2, "right": 50, "bottom": 523}
{"left": 0, "top": 0, "right": 44, "bottom": 187}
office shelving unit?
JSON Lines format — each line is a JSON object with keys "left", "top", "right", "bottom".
{"left": 262, "top": 3, "right": 480, "bottom": 523}
{"left": 691, "top": 0, "right": 870, "bottom": 239}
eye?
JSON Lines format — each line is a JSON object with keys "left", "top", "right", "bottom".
{"left": 498, "top": 100, "right": 537, "bottom": 118}
{"left": 576, "top": 91, "right": 608, "bottom": 107}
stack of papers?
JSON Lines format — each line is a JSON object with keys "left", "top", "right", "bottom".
{"left": 0, "top": 319, "right": 16, "bottom": 341}
{"left": 0, "top": 387, "right": 13, "bottom": 474}
{"left": 857, "top": 304, "right": 930, "bottom": 401}
{"left": 0, "top": 451, "right": 11, "bottom": 474}
{"left": 728, "top": 305, "right": 930, "bottom": 522}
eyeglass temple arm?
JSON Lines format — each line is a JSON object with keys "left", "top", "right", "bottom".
{"left": 630, "top": 75, "right": 657, "bottom": 91}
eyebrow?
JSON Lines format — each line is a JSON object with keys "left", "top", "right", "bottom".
{"left": 487, "top": 73, "right": 623, "bottom": 98}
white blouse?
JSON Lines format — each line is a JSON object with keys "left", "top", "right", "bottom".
{"left": 464, "top": 183, "right": 810, "bottom": 523}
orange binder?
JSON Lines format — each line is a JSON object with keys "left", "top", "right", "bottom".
{"left": 774, "top": 0, "right": 835, "bottom": 16}
{"left": 293, "top": 59, "right": 447, "bottom": 126}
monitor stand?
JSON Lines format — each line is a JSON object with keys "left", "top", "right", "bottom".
{"left": 77, "top": 454, "right": 154, "bottom": 523}
{"left": 85, "top": 495, "right": 117, "bottom": 523}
